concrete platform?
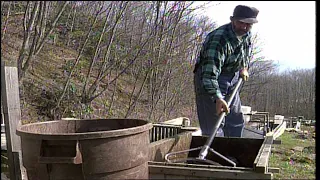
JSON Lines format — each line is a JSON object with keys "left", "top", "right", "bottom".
{"left": 242, "top": 127, "right": 264, "bottom": 139}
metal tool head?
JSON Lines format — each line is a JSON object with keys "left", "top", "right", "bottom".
{"left": 165, "top": 145, "right": 237, "bottom": 167}
{"left": 164, "top": 78, "right": 244, "bottom": 167}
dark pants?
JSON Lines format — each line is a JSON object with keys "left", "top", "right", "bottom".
{"left": 194, "top": 68, "right": 244, "bottom": 137}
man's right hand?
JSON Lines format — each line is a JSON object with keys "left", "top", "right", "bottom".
{"left": 240, "top": 68, "right": 249, "bottom": 81}
{"left": 216, "top": 98, "right": 229, "bottom": 115}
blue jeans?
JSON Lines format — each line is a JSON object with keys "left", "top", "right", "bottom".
{"left": 194, "top": 69, "right": 244, "bottom": 137}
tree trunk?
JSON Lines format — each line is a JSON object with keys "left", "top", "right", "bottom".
{"left": 1, "top": 1, "right": 12, "bottom": 40}
{"left": 17, "top": 1, "right": 39, "bottom": 80}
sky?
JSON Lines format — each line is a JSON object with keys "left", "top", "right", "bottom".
{"left": 192, "top": 1, "right": 316, "bottom": 71}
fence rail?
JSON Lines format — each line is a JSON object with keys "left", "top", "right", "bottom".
{"left": 150, "top": 124, "right": 183, "bottom": 142}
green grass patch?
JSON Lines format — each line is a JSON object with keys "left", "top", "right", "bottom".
{"left": 269, "top": 126, "right": 315, "bottom": 179}
{"left": 1, "top": 151, "right": 10, "bottom": 177}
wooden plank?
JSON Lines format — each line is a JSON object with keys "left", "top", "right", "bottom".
{"left": 1, "top": 101, "right": 5, "bottom": 130}
{"left": 272, "top": 121, "right": 286, "bottom": 140}
{"left": 1, "top": 64, "right": 26, "bottom": 180}
{"left": 1, "top": 133, "right": 7, "bottom": 150}
{"left": 266, "top": 121, "right": 286, "bottom": 140}
{"left": 253, "top": 137, "right": 266, "bottom": 165}
{"left": 154, "top": 126, "right": 158, "bottom": 141}
{"left": 268, "top": 167, "right": 280, "bottom": 173}
{"left": 149, "top": 173, "right": 165, "bottom": 179}
{"left": 151, "top": 127, "right": 154, "bottom": 142}
{"left": 253, "top": 135, "right": 273, "bottom": 173}
{"left": 148, "top": 132, "right": 192, "bottom": 162}
{"left": 161, "top": 117, "right": 185, "bottom": 126}
{"left": 149, "top": 163, "right": 272, "bottom": 179}
{"left": 181, "top": 127, "right": 198, "bottom": 132}
{"left": 160, "top": 126, "right": 164, "bottom": 139}
{"left": 255, "top": 144, "right": 272, "bottom": 173}
{"left": 1, "top": 66, "right": 21, "bottom": 152}
{"left": 153, "top": 126, "right": 156, "bottom": 141}
{"left": 273, "top": 140, "right": 281, "bottom": 144}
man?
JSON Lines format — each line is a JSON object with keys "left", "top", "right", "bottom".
{"left": 193, "top": 5, "right": 259, "bottom": 137}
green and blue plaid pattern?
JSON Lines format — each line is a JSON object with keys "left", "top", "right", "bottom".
{"left": 196, "top": 22, "right": 251, "bottom": 99}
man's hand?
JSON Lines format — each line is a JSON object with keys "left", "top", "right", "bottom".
{"left": 216, "top": 98, "right": 229, "bottom": 115}
{"left": 240, "top": 68, "right": 249, "bottom": 81}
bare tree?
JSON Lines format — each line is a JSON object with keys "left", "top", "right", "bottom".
{"left": 17, "top": 1, "right": 69, "bottom": 80}
{"left": 17, "top": 1, "right": 40, "bottom": 80}
{"left": 54, "top": 2, "right": 104, "bottom": 118}
{"left": 81, "top": 1, "right": 129, "bottom": 104}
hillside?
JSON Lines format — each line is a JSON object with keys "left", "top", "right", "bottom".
{"left": 2, "top": 27, "right": 194, "bottom": 125}
{"left": 1, "top": 1, "right": 315, "bottom": 125}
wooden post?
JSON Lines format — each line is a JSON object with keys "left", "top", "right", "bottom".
{"left": 1, "top": 62, "right": 26, "bottom": 180}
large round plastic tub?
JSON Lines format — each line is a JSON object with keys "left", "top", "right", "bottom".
{"left": 16, "top": 119, "right": 152, "bottom": 180}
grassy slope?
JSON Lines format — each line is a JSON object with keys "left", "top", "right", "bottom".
{"left": 2, "top": 13, "right": 196, "bottom": 124}
{"left": 2, "top": 32, "right": 171, "bottom": 123}
{"left": 1, "top": 15, "right": 135, "bottom": 122}
{"left": 269, "top": 125, "right": 315, "bottom": 179}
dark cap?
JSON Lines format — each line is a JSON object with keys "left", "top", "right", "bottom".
{"left": 231, "top": 5, "right": 259, "bottom": 23}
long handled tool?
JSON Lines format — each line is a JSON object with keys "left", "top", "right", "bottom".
{"left": 165, "top": 77, "right": 244, "bottom": 167}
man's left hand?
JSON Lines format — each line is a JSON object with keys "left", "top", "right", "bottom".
{"left": 240, "top": 68, "right": 249, "bottom": 81}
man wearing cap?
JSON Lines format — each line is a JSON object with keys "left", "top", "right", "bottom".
{"left": 193, "top": 5, "right": 259, "bottom": 137}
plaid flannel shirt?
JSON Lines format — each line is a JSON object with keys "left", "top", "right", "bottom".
{"left": 196, "top": 22, "right": 252, "bottom": 99}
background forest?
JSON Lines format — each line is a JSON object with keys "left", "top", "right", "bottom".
{"left": 1, "top": 1, "right": 315, "bottom": 125}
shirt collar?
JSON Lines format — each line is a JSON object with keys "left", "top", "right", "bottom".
{"left": 227, "top": 22, "right": 249, "bottom": 42}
